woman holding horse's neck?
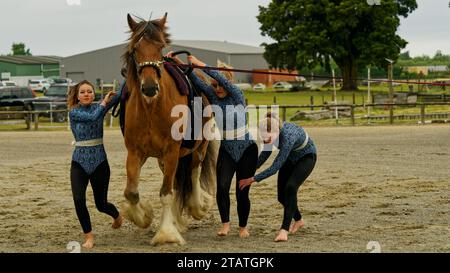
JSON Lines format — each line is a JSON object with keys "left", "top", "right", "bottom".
{"left": 67, "top": 80, "right": 124, "bottom": 249}
{"left": 167, "top": 52, "right": 258, "bottom": 238}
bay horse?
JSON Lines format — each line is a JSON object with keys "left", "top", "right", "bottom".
{"left": 121, "top": 13, "right": 219, "bottom": 245}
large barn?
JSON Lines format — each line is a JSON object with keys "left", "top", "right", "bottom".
{"left": 0, "top": 55, "right": 61, "bottom": 86}
{"left": 60, "top": 40, "right": 269, "bottom": 85}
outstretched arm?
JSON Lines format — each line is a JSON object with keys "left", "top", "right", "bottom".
{"left": 188, "top": 70, "right": 219, "bottom": 104}
{"left": 204, "top": 69, "right": 245, "bottom": 105}
{"left": 69, "top": 105, "right": 106, "bottom": 122}
{"left": 254, "top": 137, "right": 295, "bottom": 183}
{"left": 104, "top": 81, "right": 124, "bottom": 112}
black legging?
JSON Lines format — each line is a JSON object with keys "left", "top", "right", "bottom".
{"left": 277, "top": 153, "right": 317, "bottom": 231}
{"left": 216, "top": 144, "right": 258, "bottom": 227}
{"left": 70, "top": 160, "right": 119, "bottom": 234}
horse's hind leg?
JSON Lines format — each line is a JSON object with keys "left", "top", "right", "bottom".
{"left": 152, "top": 147, "right": 185, "bottom": 246}
{"left": 122, "top": 152, "right": 153, "bottom": 228}
{"left": 186, "top": 140, "right": 214, "bottom": 220}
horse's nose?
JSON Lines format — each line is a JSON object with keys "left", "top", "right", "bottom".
{"left": 141, "top": 81, "right": 159, "bottom": 97}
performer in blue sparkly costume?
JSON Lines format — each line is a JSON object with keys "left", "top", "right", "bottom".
{"left": 239, "top": 112, "right": 317, "bottom": 242}
{"left": 67, "top": 80, "right": 123, "bottom": 248}
{"left": 166, "top": 52, "right": 257, "bottom": 238}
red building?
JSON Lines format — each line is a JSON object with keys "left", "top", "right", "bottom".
{"left": 252, "top": 69, "right": 300, "bottom": 87}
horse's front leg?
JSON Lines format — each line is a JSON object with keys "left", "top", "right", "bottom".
{"left": 122, "top": 152, "right": 153, "bottom": 228}
{"left": 151, "top": 145, "right": 185, "bottom": 245}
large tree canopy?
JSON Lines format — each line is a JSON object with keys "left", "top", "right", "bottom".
{"left": 258, "top": 0, "right": 417, "bottom": 90}
{"left": 11, "top": 42, "right": 32, "bottom": 56}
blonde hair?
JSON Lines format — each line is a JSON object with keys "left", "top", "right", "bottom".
{"left": 217, "top": 59, "right": 234, "bottom": 82}
{"left": 258, "top": 112, "right": 282, "bottom": 133}
{"left": 67, "top": 80, "right": 95, "bottom": 109}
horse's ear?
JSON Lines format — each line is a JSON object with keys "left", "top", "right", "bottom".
{"left": 158, "top": 12, "right": 168, "bottom": 29}
{"left": 127, "top": 13, "right": 139, "bottom": 31}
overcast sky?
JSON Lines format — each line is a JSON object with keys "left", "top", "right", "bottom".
{"left": 0, "top": 0, "right": 449, "bottom": 58}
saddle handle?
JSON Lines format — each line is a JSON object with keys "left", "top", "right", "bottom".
{"left": 171, "top": 50, "right": 193, "bottom": 75}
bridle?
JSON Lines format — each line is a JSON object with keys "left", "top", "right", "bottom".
{"left": 129, "top": 22, "right": 164, "bottom": 79}
{"left": 132, "top": 50, "right": 164, "bottom": 79}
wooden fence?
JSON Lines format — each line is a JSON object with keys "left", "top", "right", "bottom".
{"left": 1, "top": 102, "right": 450, "bottom": 130}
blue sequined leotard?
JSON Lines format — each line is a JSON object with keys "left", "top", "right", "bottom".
{"left": 189, "top": 68, "right": 255, "bottom": 162}
{"left": 69, "top": 84, "right": 123, "bottom": 174}
{"left": 254, "top": 122, "right": 317, "bottom": 182}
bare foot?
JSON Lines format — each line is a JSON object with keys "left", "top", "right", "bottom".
{"left": 217, "top": 222, "right": 230, "bottom": 236}
{"left": 82, "top": 232, "right": 94, "bottom": 249}
{"left": 238, "top": 227, "right": 250, "bottom": 238}
{"left": 274, "top": 229, "right": 288, "bottom": 242}
{"left": 289, "top": 219, "right": 305, "bottom": 234}
{"left": 112, "top": 214, "right": 123, "bottom": 229}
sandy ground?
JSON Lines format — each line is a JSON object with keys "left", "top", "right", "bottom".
{"left": 0, "top": 125, "right": 449, "bottom": 253}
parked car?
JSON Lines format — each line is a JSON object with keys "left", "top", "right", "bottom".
{"left": 253, "top": 83, "right": 266, "bottom": 91}
{"left": 31, "top": 83, "right": 73, "bottom": 122}
{"left": 28, "top": 79, "right": 51, "bottom": 93}
{"left": 48, "top": 77, "right": 74, "bottom": 85}
{"left": 0, "top": 81, "right": 17, "bottom": 87}
{"left": 272, "top": 81, "right": 293, "bottom": 91}
{"left": 235, "top": 83, "right": 252, "bottom": 91}
{"left": 0, "top": 86, "right": 36, "bottom": 121}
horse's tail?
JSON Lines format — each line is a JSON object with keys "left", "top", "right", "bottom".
{"left": 175, "top": 153, "right": 193, "bottom": 209}
{"left": 199, "top": 139, "right": 220, "bottom": 196}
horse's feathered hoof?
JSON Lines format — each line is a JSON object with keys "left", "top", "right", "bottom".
{"left": 121, "top": 201, "right": 153, "bottom": 229}
{"left": 187, "top": 190, "right": 213, "bottom": 220}
{"left": 151, "top": 228, "right": 186, "bottom": 246}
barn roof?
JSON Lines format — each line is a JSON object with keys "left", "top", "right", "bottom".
{"left": 0, "top": 55, "right": 61, "bottom": 65}
{"left": 171, "top": 40, "right": 264, "bottom": 54}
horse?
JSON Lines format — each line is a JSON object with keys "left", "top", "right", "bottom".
{"left": 121, "top": 13, "right": 219, "bottom": 245}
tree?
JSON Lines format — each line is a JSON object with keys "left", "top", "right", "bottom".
{"left": 11, "top": 42, "right": 32, "bottom": 56}
{"left": 257, "top": 0, "right": 417, "bottom": 90}
{"left": 399, "top": 51, "right": 411, "bottom": 60}
{"left": 433, "top": 50, "right": 443, "bottom": 59}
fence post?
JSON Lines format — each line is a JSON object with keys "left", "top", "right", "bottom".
{"left": 110, "top": 111, "right": 113, "bottom": 128}
{"left": 351, "top": 105, "right": 355, "bottom": 126}
{"left": 420, "top": 104, "right": 425, "bottom": 124}
{"left": 389, "top": 104, "right": 394, "bottom": 125}
{"left": 310, "top": 96, "right": 314, "bottom": 111}
{"left": 67, "top": 111, "right": 70, "bottom": 130}
{"left": 49, "top": 102, "right": 53, "bottom": 126}
{"left": 352, "top": 93, "right": 356, "bottom": 105}
{"left": 273, "top": 96, "right": 277, "bottom": 104}
{"left": 34, "top": 113, "right": 39, "bottom": 130}
{"left": 282, "top": 107, "right": 287, "bottom": 122}
{"left": 25, "top": 110, "right": 31, "bottom": 130}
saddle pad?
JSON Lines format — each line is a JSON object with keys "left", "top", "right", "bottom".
{"left": 164, "top": 62, "right": 189, "bottom": 96}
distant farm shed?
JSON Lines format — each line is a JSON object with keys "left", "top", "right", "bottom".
{"left": 60, "top": 40, "right": 270, "bottom": 84}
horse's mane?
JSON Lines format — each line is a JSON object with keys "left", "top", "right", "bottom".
{"left": 122, "top": 15, "right": 171, "bottom": 86}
